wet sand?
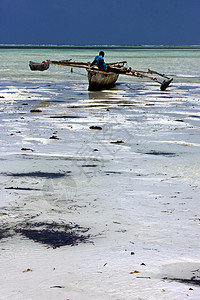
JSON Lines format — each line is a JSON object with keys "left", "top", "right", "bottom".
{"left": 0, "top": 79, "right": 200, "bottom": 299}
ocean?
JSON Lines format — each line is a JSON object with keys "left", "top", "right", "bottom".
{"left": 0, "top": 46, "right": 200, "bottom": 299}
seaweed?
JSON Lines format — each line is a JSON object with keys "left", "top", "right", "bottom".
{"left": 50, "top": 115, "right": 83, "bottom": 119}
{"left": 0, "top": 228, "right": 13, "bottom": 240}
{"left": 145, "top": 151, "right": 176, "bottom": 157}
{"left": 89, "top": 126, "right": 102, "bottom": 130}
{"left": 5, "top": 187, "right": 40, "bottom": 191}
{"left": 163, "top": 277, "right": 200, "bottom": 286}
{"left": 4, "top": 171, "right": 70, "bottom": 179}
{"left": 0, "top": 221, "right": 90, "bottom": 248}
{"left": 16, "top": 221, "right": 90, "bottom": 248}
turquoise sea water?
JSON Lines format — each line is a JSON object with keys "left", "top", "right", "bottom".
{"left": 0, "top": 46, "right": 200, "bottom": 83}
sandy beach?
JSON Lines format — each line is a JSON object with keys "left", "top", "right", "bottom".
{"left": 0, "top": 47, "right": 200, "bottom": 299}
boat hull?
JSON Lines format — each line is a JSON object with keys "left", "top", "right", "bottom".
{"left": 29, "top": 61, "right": 49, "bottom": 71}
{"left": 88, "top": 70, "right": 119, "bottom": 91}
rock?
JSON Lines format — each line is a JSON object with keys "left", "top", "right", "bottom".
{"left": 49, "top": 135, "right": 60, "bottom": 140}
{"left": 30, "top": 109, "right": 42, "bottom": 113}
{"left": 89, "top": 126, "right": 102, "bottom": 130}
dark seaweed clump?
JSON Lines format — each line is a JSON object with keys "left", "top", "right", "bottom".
{"left": 0, "top": 228, "right": 12, "bottom": 240}
{"left": 0, "top": 221, "right": 90, "bottom": 248}
{"left": 145, "top": 151, "right": 176, "bottom": 157}
{"left": 5, "top": 187, "right": 40, "bottom": 191}
{"left": 4, "top": 171, "right": 70, "bottom": 179}
{"left": 163, "top": 277, "right": 200, "bottom": 286}
{"left": 16, "top": 221, "right": 90, "bottom": 248}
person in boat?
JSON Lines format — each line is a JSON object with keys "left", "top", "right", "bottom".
{"left": 90, "top": 51, "right": 108, "bottom": 71}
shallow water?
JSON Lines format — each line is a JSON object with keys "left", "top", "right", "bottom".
{"left": 0, "top": 46, "right": 200, "bottom": 299}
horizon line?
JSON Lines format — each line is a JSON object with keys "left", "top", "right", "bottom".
{"left": 0, "top": 44, "right": 200, "bottom": 49}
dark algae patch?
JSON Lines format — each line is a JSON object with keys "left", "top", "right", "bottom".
{"left": 30, "top": 109, "right": 42, "bottom": 113}
{"left": 21, "top": 148, "right": 34, "bottom": 152}
{"left": 89, "top": 126, "right": 102, "bottom": 130}
{"left": 5, "top": 187, "right": 40, "bottom": 191}
{"left": 49, "top": 135, "right": 60, "bottom": 140}
{"left": 163, "top": 277, "right": 200, "bottom": 286}
{"left": 20, "top": 229, "right": 85, "bottom": 248}
{"left": 4, "top": 171, "right": 70, "bottom": 179}
{"left": 50, "top": 285, "right": 65, "bottom": 289}
{"left": 110, "top": 140, "right": 124, "bottom": 144}
{"left": 82, "top": 164, "right": 98, "bottom": 168}
{"left": 0, "top": 228, "right": 13, "bottom": 240}
{"left": 16, "top": 221, "right": 90, "bottom": 248}
{"left": 50, "top": 115, "right": 83, "bottom": 119}
{"left": 0, "top": 221, "right": 90, "bottom": 248}
{"left": 144, "top": 151, "right": 176, "bottom": 157}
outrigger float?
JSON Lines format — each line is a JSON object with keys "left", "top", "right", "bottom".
{"left": 29, "top": 61, "right": 50, "bottom": 71}
{"left": 29, "top": 59, "right": 173, "bottom": 91}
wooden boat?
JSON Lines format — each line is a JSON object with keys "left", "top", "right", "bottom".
{"left": 29, "top": 61, "right": 50, "bottom": 71}
{"left": 36, "top": 59, "right": 173, "bottom": 90}
{"left": 87, "top": 69, "right": 119, "bottom": 90}
{"left": 49, "top": 59, "right": 127, "bottom": 91}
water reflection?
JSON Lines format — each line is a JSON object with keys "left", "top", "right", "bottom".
{"left": 88, "top": 85, "right": 120, "bottom": 101}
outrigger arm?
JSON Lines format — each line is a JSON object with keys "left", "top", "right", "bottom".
{"left": 48, "top": 60, "right": 173, "bottom": 90}
{"left": 104, "top": 66, "right": 173, "bottom": 90}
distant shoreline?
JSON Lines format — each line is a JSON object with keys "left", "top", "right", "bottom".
{"left": 0, "top": 44, "right": 200, "bottom": 50}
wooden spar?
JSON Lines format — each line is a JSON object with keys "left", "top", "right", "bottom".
{"left": 49, "top": 60, "right": 127, "bottom": 69}
{"left": 105, "top": 65, "right": 170, "bottom": 82}
{"left": 103, "top": 66, "right": 162, "bottom": 83}
{"left": 109, "top": 67, "right": 173, "bottom": 90}
{"left": 147, "top": 69, "right": 170, "bottom": 79}
{"left": 48, "top": 59, "right": 173, "bottom": 90}
{"left": 107, "top": 61, "right": 127, "bottom": 67}
{"left": 49, "top": 60, "right": 90, "bottom": 69}
{"left": 50, "top": 60, "right": 161, "bottom": 77}
{"left": 50, "top": 60, "right": 166, "bottom": 80}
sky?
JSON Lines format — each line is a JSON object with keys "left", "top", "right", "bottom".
{"left": 0, "top": 0, "right": 199, "bottom": 46}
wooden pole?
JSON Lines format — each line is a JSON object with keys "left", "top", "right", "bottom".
{"left": 48, "top": 59, "right": 173, "bottom": 89}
